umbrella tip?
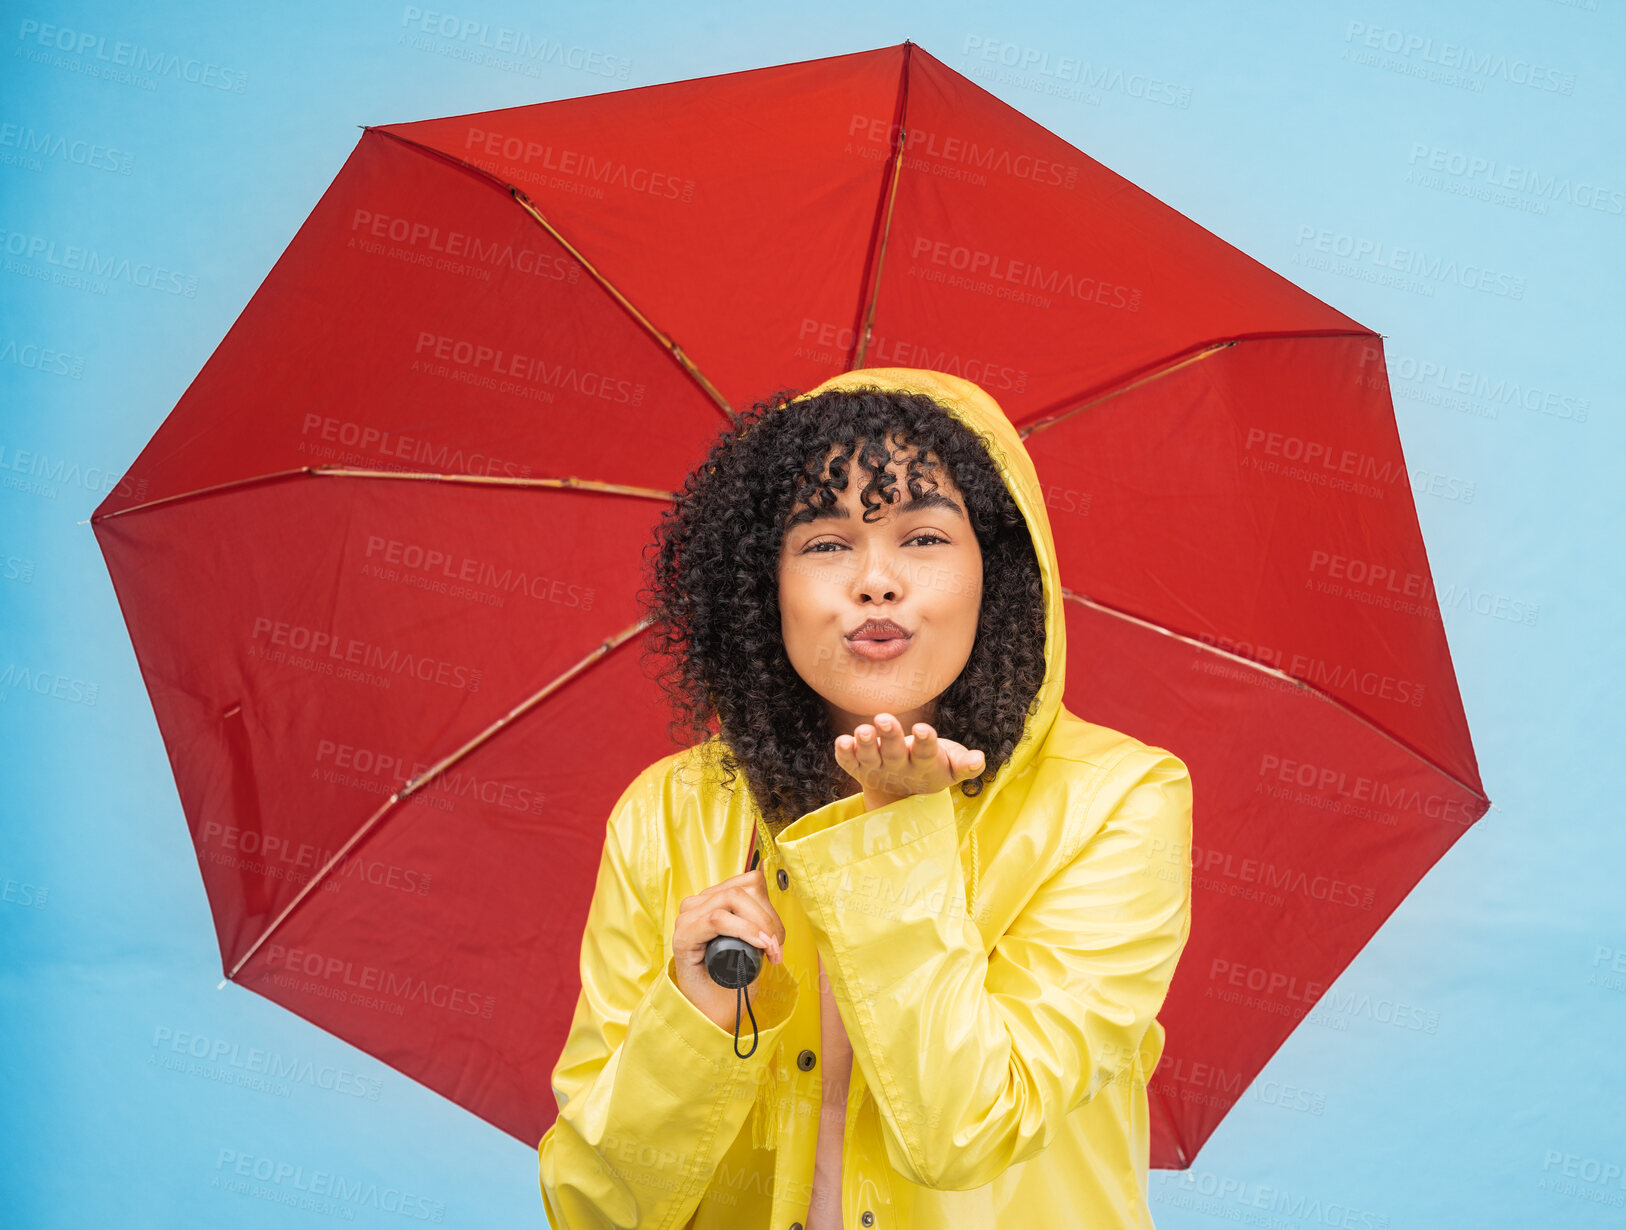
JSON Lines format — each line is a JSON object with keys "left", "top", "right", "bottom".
{"left": 217, "top": 979, "right": 227, "bottom": 990}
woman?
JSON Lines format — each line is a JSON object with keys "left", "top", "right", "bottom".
{"left": 538, "top": 367, "right": 1194, "bottom": 1229}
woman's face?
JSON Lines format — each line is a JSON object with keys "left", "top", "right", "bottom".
{"left": 777, "top": 436, "right": 984, "bottom": 740}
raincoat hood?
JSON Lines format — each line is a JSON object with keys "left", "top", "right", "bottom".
{"left": 784, "top": 366, "right": 1067, "bottom": 805}
{"left": 539, "top": 368, "right": 1194, "bottom": 1230}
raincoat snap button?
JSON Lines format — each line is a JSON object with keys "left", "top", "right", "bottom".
{"left": 797, "top": 1048, "right": 817, "bottom": 1071}
{"left": 861, "top": 1213, "right": 875, "bottom": 1227}
{"left": 789, "top": 1223, "right": 802, "bottom": 1230}
{"left": 776, "top": 869, "right": 789, "bottom": 891}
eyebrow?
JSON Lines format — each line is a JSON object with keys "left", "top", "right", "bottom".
{"left": 786, "top": 490, "right": 967, "bottom": 530}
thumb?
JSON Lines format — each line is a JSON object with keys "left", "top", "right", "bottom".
{"left": 958, "top": 749, "right": 987, "bottom": 781}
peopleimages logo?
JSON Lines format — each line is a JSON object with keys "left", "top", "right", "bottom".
{"left": 400, "top": 5, "right": 629, "bottom": 80}
{"left": 1406, "top": 144, "right": 1624, "bottom": 217}
{"left": 0, "top": 226, "right": 199, "bottom": 296}
{"left": 1258, "top": 753, "right": 1477, "bottom": 827}
{"left": 300, "top": 413, "right": 533, "bottom": 480}
{"left": 1293, "top": 225, "right": 1525, "bottom": 298}
{"left": 248, "top": 617, "right": 483, "bottom": 693}
{"left": 200, "top": 817, "right": 435, "bottom": 894}
{"left": 214, "top": 1147, "right": 446, "bottom": 1221}
{"left": 794, "top": 318, "right": 1031, "bottom": 393}
{"left": 364, "top": 534, "right": 595, "bottom": 609}
{"left": 412, "top": 332, "right": 644, "bottom": 406}
{"left": 349, "top": 209, "right": 577, "bottom": 282}
{"left": 909, "top": 236, "right": 1141, "bottom": 310}
{"left": 462, "top": 127, "right": 693, "bottom": 202}
{"left": 1308, "top": 549, "right": 1432, "bottom": 599}
{"left": 962, "top": 36, "right": 1193, "bottom": 108}
{"left": 1189, "top": 632, "right": 1428, "bottom": 707}
{"left": 314, "top": 735, "right": 547, "bottom": 817}
{"left": 1208, "top": 958, "right": 1324, "bottom": 1006}
{"left": 845, "top": 114, "right": 1080, "bottom": 189}
{"left": 265, "top": 943, "right": 496, "bottom": 1020}
{"left": 1342, "top": 22, "right": 1576, "bottom": 94}
{"left": 1242, "top": 428, "right": 1404, "bottom": 486}
{"left": 1374, "top": 350, "right": 1590, "bottom": 424}
{"left": 15, "top": 18, "right": 250, "bottom": 92}
{"left": 151, "top": 1026, "right": 384, "bottom": 1100}
{"left": 0, "top": 443, "right": 146, "bottom": 500}
{"left": 0, "top": 123, "right": 133, "bottom": 174}
{"left": 1192, "top": 845, "right": 1377, "bottom": 911}
{"left": 1153, "top": 1168, "right": 1391, "bottom": 1230}
{"left": 0, "top": 338, "right": 86, "bottom": 378}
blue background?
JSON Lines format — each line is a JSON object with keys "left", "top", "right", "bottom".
{"left": 3, "top": 1, "right": 1622, "bottom": 1226}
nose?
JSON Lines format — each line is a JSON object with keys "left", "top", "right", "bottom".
{"left": 853, "top": 543, "right": 902, "bottom": 604}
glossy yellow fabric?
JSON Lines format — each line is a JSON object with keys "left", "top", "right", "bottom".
{"left": 538, "top": 368, "right": 1194, "bottom": 1229}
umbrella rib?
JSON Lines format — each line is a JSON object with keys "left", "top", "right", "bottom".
{"left": 850, "top": 40, "right": 915, "bottom": 370}
{"left": 225, "top": 616, "right": 655, "bottom": 983}
{"left": 1061, "top": 588, "right": 1490, "bottom": 807}
{"left": 368, "top": 126, "right": 734, "bottom": 422}
{"left": 91, "top": 466, "right": 675, "bottom": 522}
{"left": 1016, "top": 328, "right": 1379, "bottom": 441}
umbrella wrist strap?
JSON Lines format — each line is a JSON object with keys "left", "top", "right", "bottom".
{"left": 732, "top": 984, "right": 759, "bottom": 1059}
{"left": 731, "top": 828, "right": 761, "bottom": 1058}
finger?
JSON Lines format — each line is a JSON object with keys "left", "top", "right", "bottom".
{"left": 720, "top": 884, "right": 785, "bottom": 947}
{"left": 911, "top": 724, "right": 938, "bottom": 765}
{"left": 876, "top": 714, "right": 912, "bottom": 766}
{"left": 959, "top": 748, "right": 987, "bottom": 779}
{"left": 694, "top": 906, "right": 771, "bottom": 955}
{"left": 854, "top": 723, "right": 881, "bottom": 768}
{"left": 873, "top": 714, "right": 897, "bottom": 754}
{"left": 834, "top": 734, "right": 858, "bottom": 773}
{"left": 688, "top": 876, "right": 775, "bottom": 933}
{"left": 874, "top": 717, "right": 911, "bottom": 796}
{"left": 675, "top": 892, "right": 777, "bottom": 954}
{"left": 734, "top": 879, "right": 786, "bottom": 938}
{"left": 702, "top": 868, "right": 768, "bottom": 897}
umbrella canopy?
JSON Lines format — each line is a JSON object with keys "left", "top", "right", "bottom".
{"left": 91, "top": 41, "right": 1487, "bottom": 1169}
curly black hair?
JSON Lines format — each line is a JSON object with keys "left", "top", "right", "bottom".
{"left": 638, "top": 383, "right": 1047, "bottom": 831}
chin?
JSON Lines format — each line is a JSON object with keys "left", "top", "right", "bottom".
{"left": 835, "top": 687, "right": 925, "bottom": 721}
{"left": 846, "top": 695, "right": 914, "bottom": 718}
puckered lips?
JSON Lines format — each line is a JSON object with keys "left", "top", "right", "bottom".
{"left": 845, "top": 617, "right": 912, "bottom": 661}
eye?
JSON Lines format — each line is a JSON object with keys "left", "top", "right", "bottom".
{"left": 800, "top": 532, "right": 948, "bottom": 553}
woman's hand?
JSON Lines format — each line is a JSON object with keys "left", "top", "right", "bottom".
{"left": 835, "top": 713, "right": 986, "bottom": 809}
{"left": 671, "top": 868, "right": 786, "bottom": 1033}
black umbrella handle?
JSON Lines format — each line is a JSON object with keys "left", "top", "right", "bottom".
{"left": 703, "top": 935, "right": 762, "bottom": 989}
{"left": 703, "top": 829, "right": 765, "bottom": 1057}
{"left": 703, "top": 936, "right": 762, "bottom": 1058}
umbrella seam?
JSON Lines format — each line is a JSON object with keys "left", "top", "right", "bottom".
{"left": 91, "top": 467, "right": 676, "bottom": 522}
{"left": 367, "top": 125, "right": 735, "bottom": 422}
{"left": 222, "top": 616, "right": 654, "bottom": 982}
{"left": 1015, "top": 329, "right": 1379, "bottom": 441}
{"left": 1060, "top": 588, "right": 1490, "bottom": 807}
{"left": 850, "top": 41, "right": 914, "bottom": 371}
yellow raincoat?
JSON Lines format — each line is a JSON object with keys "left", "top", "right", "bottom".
{"left": 538, "top": 368, "right": 1194, "bottom": 1229}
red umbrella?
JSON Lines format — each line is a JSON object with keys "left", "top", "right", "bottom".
{"left": 92, "top": 41, "right": 1487, "bottom": 1169}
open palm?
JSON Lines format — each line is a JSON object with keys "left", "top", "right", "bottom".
{"left": 834, "top": 713, "right": 986, "bottom": 804}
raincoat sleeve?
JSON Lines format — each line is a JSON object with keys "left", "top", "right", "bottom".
{"left": 538, "top": 764, "right": 801, "bottom": 1229}
{"left": 774, "top": 745, "right": 1192, "bottom": 1192}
